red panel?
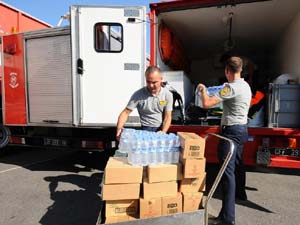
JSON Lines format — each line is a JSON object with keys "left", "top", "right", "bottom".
{"left": 270, "top": 156, "right": 300, "bottom": 169}
{"left": 19, "top": 13, "right": 50, "bottom": 32}
{"left": 0, "top": 3, "right": 50, "bottom": 34}
{"left": 169, "top": 125, "right": 300, "bottom": 168}
{"left": 149, "top": 9, "right": 156, "bottom": 66}
{"left": 3, "top": 34, "right": 27, "bottom": 125}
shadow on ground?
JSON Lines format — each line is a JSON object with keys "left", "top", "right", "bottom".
{"left": 205, "top": 163, "right": 273, "bottom": 214}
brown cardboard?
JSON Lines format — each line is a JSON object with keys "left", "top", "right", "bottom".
{"left": 105, "top": 215, "right": 137, "bottom": 224}
{"left": 177, "top": 132, "right": 206, "bottom": 159}
{"left": 102, "top": 183, "right": 140, "bottom": 200}
{"left": 143, "top": 179, "right": 177, "bottom": 198}
{"left": 139, "top": 197, "right": 162, "bottom": 218}
{"left": 182, "top": 192, "right": 203, "bottom": 212}
{"left": 161, "top": 193, "right": 182, "bottom": 215}
{"left": 180, "top": 155, "right": 206, "bottom": 178}
{"left": 179, "top": 172, "right": 206, "bottom": 193}
{"left": 147, "top": 163, "right": 182, "bottom": 183}
{"left": 104, "top": 157, "right": 143, "bottom": 184}
{"left": 105, "top": 199, "right": 138, "bottom": 217}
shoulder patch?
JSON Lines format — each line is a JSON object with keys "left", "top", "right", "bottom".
{"left": 159, "top": 100, "right": 167, "bottom": 106}
{"left": 220, "top": 86, "right": 231, "bottom": 97}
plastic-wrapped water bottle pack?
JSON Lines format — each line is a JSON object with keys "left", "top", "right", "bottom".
{"left": 195, "top": 85, "right": 224, "bottom": 108}
{"left": 118, "top": 128, "right": 181, "bottom": 166}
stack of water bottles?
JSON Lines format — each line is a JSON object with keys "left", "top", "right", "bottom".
{"left": 195, "top": 84, "right": 224, "bottom": 108}
{"left": 118, "top": 128, "right": 181, "bottom": 166}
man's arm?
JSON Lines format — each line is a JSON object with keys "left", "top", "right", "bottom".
{"left": 116, "top": 108, "right": 132, "bottom": 140}
{"left": 197, "top": 84, "right": 220, "bottom": 109}
{"left": 160, "top": 110, "right": 172, "bottom": 133}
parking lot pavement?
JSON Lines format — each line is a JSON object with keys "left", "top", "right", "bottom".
{"left": 206, "top": 165, "right": 300, "bottom": 225}
{"left": 0, "top": 147, "right": 113, "bottom": 225}
{"left": 0, "top": 147, "right": 299, "bottom": 225}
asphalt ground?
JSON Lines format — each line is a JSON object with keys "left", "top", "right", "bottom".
{"left": 0, "top": 146, "right": 299, "bottom": 225}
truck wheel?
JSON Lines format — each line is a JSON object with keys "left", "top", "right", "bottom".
{"left": 0, "top": 125, "right": 10, "bottom": 149}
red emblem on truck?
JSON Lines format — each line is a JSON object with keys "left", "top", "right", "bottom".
{"left": 9, "top": 72, "right": 19, "bottom": 88}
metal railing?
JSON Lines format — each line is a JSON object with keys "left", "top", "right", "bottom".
{"left": 204, "top": 133, "right": 235, "bottom": 225}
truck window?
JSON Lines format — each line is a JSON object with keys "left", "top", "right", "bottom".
{"left": 94, "top": 23, "right": 123, "bottom": 53}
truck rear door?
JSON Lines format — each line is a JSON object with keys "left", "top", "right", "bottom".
{"left": 71, "top": 5, "right": 146, "bottom": 126}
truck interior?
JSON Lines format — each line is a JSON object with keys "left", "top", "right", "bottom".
{"left": 155, "top": 0, "right": 300, "bottom": 126}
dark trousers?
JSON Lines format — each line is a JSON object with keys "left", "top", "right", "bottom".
{"left": 218, "top": 124, "right": 248, "bottom": 223}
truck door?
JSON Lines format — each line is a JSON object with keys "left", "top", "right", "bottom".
{"left": 71, "top": 5, "right": 146, "bottom": 126}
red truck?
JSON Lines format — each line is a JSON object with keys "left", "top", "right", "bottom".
{"left": 1, "top": 0, "right": 300, "bottom": 168}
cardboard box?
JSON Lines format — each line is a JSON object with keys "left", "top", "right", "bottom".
{"left": 147, "top": 163, "right": 182, "bottom": 183}
{"left": 104, "top": 157, "right": 143, "bottom": 184}
{"left": 161, "top": 193, "right": 182, "bottom": 215}
{"left": 105, "top": 215, "right": 137, "bottom": 224}
{"left": 182, "top": 192, "right": 203, "bottom": 212}
{"left": 102, "top": 183, "right": 140, "bottom": 200}
{"left": 140, "top": 197, "right": 162, "bottom": 218}
{"left": 180, "top": 172, "right": 206, "bottom": 193}
{"left": 105, "top": 199, "right": 138, "bottom": 217}
{"left": 177, "top": 132, "right": 206, "bottom": 159}
{"left": 143, "top": 180, "right": 177, "bottom": 198}
{"left": 180, "top": 155, "right": 206, "bottom": 178}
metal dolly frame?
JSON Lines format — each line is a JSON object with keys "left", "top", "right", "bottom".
{"left": 97, "top": 133, "right": 234, "bottom": 225}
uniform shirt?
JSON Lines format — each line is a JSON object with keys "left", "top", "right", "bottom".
{"left": 126, "top": 86, "right": 173, "bottom": 127}
{"left": 214, "top": 78, "right": 251, "bottom": 126}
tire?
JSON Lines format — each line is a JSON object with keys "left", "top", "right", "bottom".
{"left": 0, "top": 125, "right": 10, "bottom": 149}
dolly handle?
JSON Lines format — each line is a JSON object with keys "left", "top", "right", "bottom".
{"left": 203, "top": 133, "right": 234, "bottom": 225}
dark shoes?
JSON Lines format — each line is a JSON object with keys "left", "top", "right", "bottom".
{"left": 208, "top": 217, "right": 235, "bottom": 225}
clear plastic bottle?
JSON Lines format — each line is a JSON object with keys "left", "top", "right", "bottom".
{"left": 140, "top": 137, "right": 148, "bottom": 166}
{"left": 156, "top": 136, "right": 164, "bottom": 164}
{"left": 135, "top": 137, "right": 143, "bottom": 166}
{"left": 166, "top": 134, "right": 174, "bottom": 164}
{"left": 149, "top": 135, "right": 158, "bottom": 165}
{"left": 172, "top": 134, "right": 180, "bottom": 163}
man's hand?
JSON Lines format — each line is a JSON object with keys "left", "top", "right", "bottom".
{"left": 157, "top": 130, "right": 166, "bottom": 134}
{"left": 116, "top": 108, "right": 132, "bottom": 141}
{"left": 116, "top": 128, "right": 123, "bottom": 141}
{"left": 197, "top": 83, "right": 206, "bottom": 93}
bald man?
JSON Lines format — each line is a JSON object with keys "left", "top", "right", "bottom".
{"left": 116, "top": 66, "right": 173, "bottom": 140}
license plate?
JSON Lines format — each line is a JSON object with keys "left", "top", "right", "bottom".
{"left": 44, "top": 138, "right": 68, "bottom": 147}
{"left": 269, "top": 148, "right": 300, "bottom": 157}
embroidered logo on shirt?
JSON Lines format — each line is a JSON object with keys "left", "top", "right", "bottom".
{"left": 220, "top": 86, "right": 230, "bottom": 97}
{"left": 159, "top": 100, "right": 167, "bottom": 106}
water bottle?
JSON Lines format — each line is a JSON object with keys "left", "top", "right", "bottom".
{"left": 172, "top": 134, "right": 180, "bottom": 163}
{"left": 149, "top": 135, "right": 158, "bottom": 165}
{"left": 166, "top": 133, "right": 174, "bottom": 163}
{"left": 195, "top": 90, "right": 202, "bottom": 107}
{"left": 166, "top": 134, "right": 174, "bottom": 163}
{"left": 156, "top": 136, "right": 164, "bottom": 164}
{"left": 140, "top": 137, "right": 148, "bottom": 166}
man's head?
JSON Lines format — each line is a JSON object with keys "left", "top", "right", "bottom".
{"left": 145, "top": 66, "right": 163, "bottom": 95}
{"left": 225, "top": 56, "right": 243, "bottom": 81}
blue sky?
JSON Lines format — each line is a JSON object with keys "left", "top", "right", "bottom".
{"left": 3, "top": 0, "right": 154, "bottom": 26}
{"left": 3, "top": 0, "right": 155, "bottom": 52}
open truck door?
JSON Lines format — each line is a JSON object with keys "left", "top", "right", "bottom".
{"left": 71, "top": 5, "right": 146, "bottom": 126}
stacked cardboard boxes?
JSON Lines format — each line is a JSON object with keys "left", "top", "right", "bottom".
{"left": 102, "top": 157, "right": 143, "bottom": 223}
{"left": 177, "top": 132, "right": 206, "bottom": 212}
{"left": 102, "top": 132, "right": 206, "bottom": 223}
{"left": 141, "top": 163, "right": 182, "bottom": 218}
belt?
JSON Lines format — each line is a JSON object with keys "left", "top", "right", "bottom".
{"left": 221, "top": 124, "right": 247, "bottom": 130}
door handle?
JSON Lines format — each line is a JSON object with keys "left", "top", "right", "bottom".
{"left": 77, "top": 58, "right": 83, "bottom": 74}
